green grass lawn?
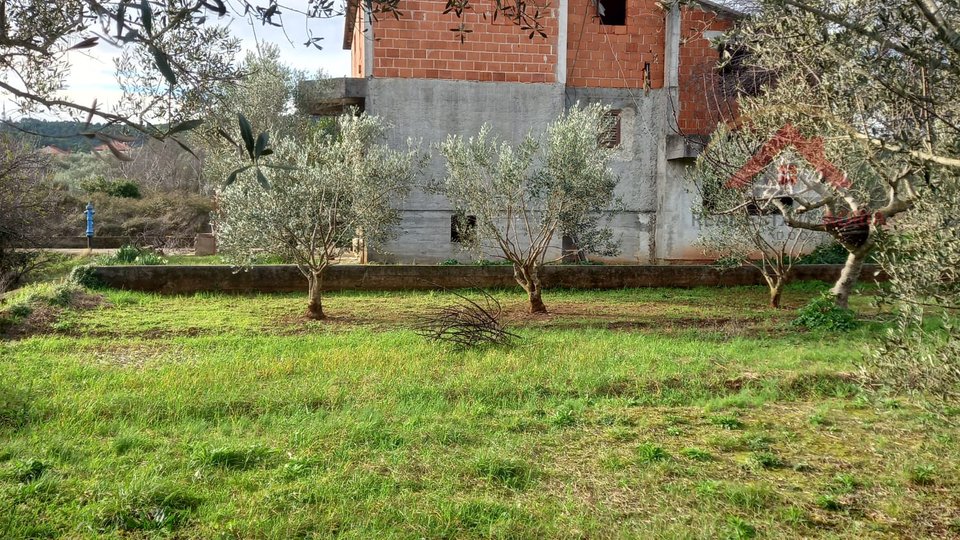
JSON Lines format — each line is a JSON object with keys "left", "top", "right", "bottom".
{"left": 1, "top": 284, "right": 958, "bottom": 538}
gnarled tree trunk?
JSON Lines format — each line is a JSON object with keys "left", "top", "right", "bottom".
{"left": 306, "top": 270, "right": 326, "bottom": 320}
{"left": 831, "top": 240, "right": 874, "bottom": 309}
{"left": 765, "top": 275, "right": 785, "bottom": 308}
{"left": 514, "top": 263, "right": 547, "bottom": 314}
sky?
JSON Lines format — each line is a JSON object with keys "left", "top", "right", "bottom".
{"left": 2, "top": 10, "right": 351, "bottom": 121}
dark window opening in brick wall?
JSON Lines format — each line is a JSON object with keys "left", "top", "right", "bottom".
{"left": 598, "top": 0, "right": 626, "bottom": 26}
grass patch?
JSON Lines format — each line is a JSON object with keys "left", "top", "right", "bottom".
{"left": 680, "top": 447, "right": 715, "bottom": 461}
{"left": 191, "top": 444, "right": 276, "bottom": 470}
{"left": 0, "top": 286, "right": 955, "bottom": 538}
{"left": 95, "top": 481, "right": 202, "bottom": 532}
{"left": 472, "top": 454, "right": 537, "bottom": 490}
{"left": 636, "top": 443, "right": 670, "bottom": 464}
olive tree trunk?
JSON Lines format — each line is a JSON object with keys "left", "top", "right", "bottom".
{"left": 306, "top": 270, "right": 326, "bottom": 320}
{"left": 764, "top": 275, "right": 785, "bottom": 309}
{"left": 514, "top": 263, "right": 547, "bottom": 314}
{"left": 830, "top": 243, "right": 872, "bottom": 309}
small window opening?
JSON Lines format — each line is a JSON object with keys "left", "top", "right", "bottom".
{"left": 451, "top": 214, "right": 477, "bottom": 243}
{"left": 599, "top": 109, "right": 622, "bottom": 148}
{"left": 597, "top": 0, "right": 626, "bottom": 26}
{"left": 562, "top": 234, "right": 587, "bottom": 263}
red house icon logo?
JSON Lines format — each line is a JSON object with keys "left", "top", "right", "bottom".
{"left": 725, "top": 124, "right": 851, "bottom": 190}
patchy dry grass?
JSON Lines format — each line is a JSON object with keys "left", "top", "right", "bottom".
{"left": 1, "top": 283, "right": 957, "bottom": 538}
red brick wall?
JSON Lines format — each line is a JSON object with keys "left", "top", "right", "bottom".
{"left": 359, "top": 0, "right": 736, "bottom": 135}
{"left": 371, "top": 0, "right": 558, "bottom": 83}
{"left": 565, "top": 0, "right": 666, "bottom": 89}
{"left": 676, "top": 7, "right": 734, "bottom": 134}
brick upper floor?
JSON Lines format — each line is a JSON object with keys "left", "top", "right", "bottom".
{"left": 345, "top": 0, "right": 739, "bottom": 134}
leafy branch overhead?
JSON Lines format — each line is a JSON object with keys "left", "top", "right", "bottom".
{"left": 223, "top": 114, "right": 276, "bottom": 189}
{"left": 1, "top": 0, "right": 550, "bottom": 147}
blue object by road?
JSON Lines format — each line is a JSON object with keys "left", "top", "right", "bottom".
{"left": 85, "top": 202, "right": 95, "bottom": 237}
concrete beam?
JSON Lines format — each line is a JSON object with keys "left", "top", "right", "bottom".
{"left": 666, "top": 134, "right": 709, "bottom": 161}
{"left": 298, "top": 78, "right": 368, "bottom": 115}
{"left": 556, "top": 0, "right": 568, "bottom": 84}
{"left": 664, "top": 1, "right": 681, "bottom": 133}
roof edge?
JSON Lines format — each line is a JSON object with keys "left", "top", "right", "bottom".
{"left": 693, "top": 0, "right": 754, "bottom": 18}
{"left": 342, "top": 0, "right": 359, "bottom": 50}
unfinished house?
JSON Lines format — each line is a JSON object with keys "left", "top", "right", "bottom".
{"left": 307, "top": 0, "right": 745, "bottom": 263}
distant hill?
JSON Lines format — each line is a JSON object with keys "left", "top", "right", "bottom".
{"left": 0, "top": 118, "right": 144, "bottom": 152}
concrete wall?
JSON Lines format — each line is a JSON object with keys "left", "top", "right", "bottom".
{"left": 90, "top": 264, "right": 887, "bottom": 295}
{"left": 654, "top": 159, "right": 831, "bottom": 262}
{"left": 365, "top": 78, "right": 675, "bottom": 264}
{"left": 565, "top": 87, "right": 668, "bottom": 262}
{"left": 656, "top": 159, "right": 704, "bottom": 260}
{"left": 367, "top": 77, "right": 566, "bottom": 263}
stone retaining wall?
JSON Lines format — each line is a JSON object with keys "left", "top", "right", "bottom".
{"left": 90, "top": 264, "right": 886, "bottom": 294}
{"left": 19, "top": 237, "right": 195, "bottom": 249}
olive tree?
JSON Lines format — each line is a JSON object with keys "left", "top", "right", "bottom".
{"left": 869, "top": 176, "right": 960, "bottom": 400}
{"left": 691, "top": 120, "right": 833, "bottom": 308}
{"left": 689, "top": 0, "right": 960, "bottom": 308}
{"left": 697, "top": 0, "right": 959, "bottom": 395}
{"left": 0, "top": 135, "right": 58, "bottom": 293}
{"left": 437, "top": 104, "right": 619, "bottom": 314}
{"left": 215, "top": 113, "right": 422, "bottom": 320}
{"left": 696, "top": 112, "right": 921, "bottom": 309}
{"left": 693, "top": 185, "right": 821, "bottom": 309}
{"left": 200, "top": 45, "right": 323, "bottom": 195}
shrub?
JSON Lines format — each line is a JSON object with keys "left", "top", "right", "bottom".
{"left": 101, "top": 245, "right": 166, "bottom": 266}
{"left": 80, "top": 177, "right": 141, "bottom": 199}
{"left": 792, "top": 294, "right": 859, "bottom": 331}
{"left": 815, "top": 494, "right": 843, "bottom": 511}
{"left": 725, "top": 516, "right": 757, "bottom": 539}
{"left": 709, "top": 415, "right": 745, "bottom": 430}
{"left": 7, "top": 302, "right": 32, "bottom": 320}
{"left": 68, "top": 263, "right": 104, "bottom": 289}
{"left": 0, "top": 250, "right": 50, "bottom": 294}
{"left": 907, "top": 464, "right": 937, "bottom": 486}
{"left": 133, "top": 252, "right": 166, "bottom": 265}
{"left": 797, "top": 242, "right": 851, "bottom": 265}
{"left": 681, "top": 447, "right": 714, "bottom": 461}
{"left": 112, "top": 244, "right": 142, "bottom": 264}
{"left": 48, "top": 283, "right": 81, "bottom": 307}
